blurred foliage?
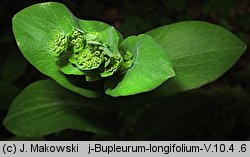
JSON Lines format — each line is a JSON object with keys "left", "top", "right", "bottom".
{"left": 0, "top": 0, "right": 250, "bottom": 140}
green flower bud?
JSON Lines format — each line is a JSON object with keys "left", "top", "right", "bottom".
{"left": 54, "top": 28, "right": 134, "bottom": 82}
{"left": 93, "top": 51, "right": 101, "bottom": 56}
{"left": 124, "top": 60, "right": 133, "bottom": 69}
{"left": 101, "top": 54, "right": 122, "bottom": 77}
{"left": 50, "top": 32, "right": 68, "bottom": 56}
{"left": 117, "top": 50, "right": 133, "bottom": 73}
{"left": 123, "top": 50, "right": 133, "bottom": 61}
{"left": 69, "top": 29, "right": 85, "bottom": 53}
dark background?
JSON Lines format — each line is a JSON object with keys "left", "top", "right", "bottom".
{"left": 0, "top": 0, "right": 250, "bottom": 140}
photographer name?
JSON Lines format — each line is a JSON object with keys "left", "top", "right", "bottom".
{"left": 20, "top": 143, "right": 79, "bottom": 153}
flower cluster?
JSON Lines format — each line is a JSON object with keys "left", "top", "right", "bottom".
{"left": 50, "top": 28, "right": 133, "bottom": 81}
{"left": 50, "top": 33, "right": 68, "bottom": 56}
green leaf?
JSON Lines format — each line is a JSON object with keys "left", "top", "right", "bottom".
{"left": 105, "top": 34, "right": 175, "bottom": 96}
{"left": 79, "top": 20, "right": 111, "bottom": 32}
{"left": 133, "top": 93, "right": 213, "bottom": 140}
{"left": 3, "top": 79, "right": 118, "bottom": 138}
{"left": 12, "top": 2, "right": 115, "bottom": 98}
{"left": 98, "top": 26, "right": 120, "bottom": 54}
{"left": 79, "top": 20, "right": 123, "bottom": 42}
{"left": 60, "top": 62, "right": 84, "bottom": 75}
{"left": 0, "top": 81, "right": 21, "bottom": 111}
{"left": 146, "top": 21, "right": 246, "bottom": 96}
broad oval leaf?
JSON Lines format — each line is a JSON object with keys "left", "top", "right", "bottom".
{"left": 3, "top": 79, "right": 118, "bottom": 137}
{"left": 12, "top": 2, "right": 113, "bottom": 98}
{"left": 146, "top": 21, "right": 246, "bottom": 96}
{"left": 105, "top": 34, "right": 175, "bottom": 96}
